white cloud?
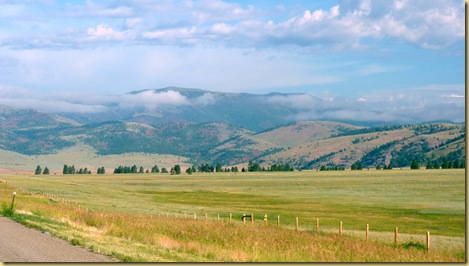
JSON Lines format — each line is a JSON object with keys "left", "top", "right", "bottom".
{"left": 286, "top": 83, "right": 465, "bottom": 123}
{"left": 1, "top": 0, "right": 463, "bottom": 50}
{"left": 142, "top": 27, "right": 198, "bottom": 43}
{"left": 0, "top": 87, "right": 107, "bottom": 113}
{"left": 441, "top": 94, "right": 464, "bottom": 98}
{"left": 86, "top": 24, "right": 130, "bottom": 41}
{"left": 119, "top": 90, "right": 190, "bottom": 110}
{"left": 195, "top": 93, "right": 216, "bottom": 105}
{"left": 265, "top": 94, "right": 323, "bottom": 109}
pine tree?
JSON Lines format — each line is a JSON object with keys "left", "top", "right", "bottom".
{"left": 63, "top": 164, "right": 68, "bottom": 175}
{"left": 174, "top": 165, "right": 181, "bottom": 175}
{"left": 357, "top": 162, "right": 363, "bottom": 170}
{"left": 35, "top": 165, "right": 42, "bottom": 175}
{"left": 411, "top": 159, "right": 420, "bottom": 169}
{"left": 216, "top": 163, "right": 222, "bottom": 172}
{"left": 426, "top": 161, "right": 433, "bottom": 169}
{"left": 43, "top": 167, "right": 50, "bottom": 175}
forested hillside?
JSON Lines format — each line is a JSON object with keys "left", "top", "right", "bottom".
{"left": 0, "top": 109, "right": 464, "bottom": 170}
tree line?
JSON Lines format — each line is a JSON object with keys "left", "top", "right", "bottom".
{"left": 33, "top": 154, "right": 465, "bottom": 176}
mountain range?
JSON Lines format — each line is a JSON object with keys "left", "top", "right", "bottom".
{"left": 0, "top": 87, "right": 465, "bottom": 171}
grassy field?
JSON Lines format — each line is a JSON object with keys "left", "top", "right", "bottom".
{"left": 0, "top": 144, "right": 191, "bottom": 174}
{"left": 0, "top": 169, "right": 465, "bottom": 262}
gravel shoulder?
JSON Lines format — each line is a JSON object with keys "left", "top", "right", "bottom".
{"left": 0, "top": 217, "right": 117, "bottom": 262}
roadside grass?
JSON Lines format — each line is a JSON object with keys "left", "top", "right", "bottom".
{"left": 0, "top": 169, "right": 465, "bottom": 262}
{"left": 3, "top": 204, "right": 464, "bottom": 262}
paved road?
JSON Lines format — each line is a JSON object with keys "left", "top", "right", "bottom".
{"left": 0, "top": 217, "right": 117, "bottom": 262}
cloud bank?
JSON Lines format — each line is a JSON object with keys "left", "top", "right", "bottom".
{"left": 0, "top": 0, "right": 463, "bottom": 50}
{"left": 0, "top": 86, "right": 464, "bottom": 125}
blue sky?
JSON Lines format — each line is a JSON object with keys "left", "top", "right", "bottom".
{"left": 0, "top": 0, "right": 465, "bottom": 123}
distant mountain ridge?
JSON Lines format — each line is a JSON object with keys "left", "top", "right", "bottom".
{"left": 63, "top": 87, "right": 323, "bottom": 132}
{"left": 0, "top": 87, "right": 465, "bottom": 171}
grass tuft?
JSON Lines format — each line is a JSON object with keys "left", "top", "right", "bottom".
{"left": 401, "top": 241, "right": 427, "bottom": 251}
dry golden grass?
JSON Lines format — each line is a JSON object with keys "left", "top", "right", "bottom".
{"left": 0, "top": 178, "right": 464, "bottom": 262}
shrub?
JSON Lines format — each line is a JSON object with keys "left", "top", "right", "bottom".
{"left": 1, "top": 201, "right": 14, "bottom": 217}
{"left": 401, "top": 241, "right": 427, "bottom": 251}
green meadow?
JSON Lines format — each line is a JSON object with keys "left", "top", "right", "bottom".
{"left": 0, "top": 169, "right": 465, "bottom": 262}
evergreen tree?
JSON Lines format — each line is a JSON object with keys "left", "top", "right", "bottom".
{"left": 139, "top": 166, "right": 144, "bottom": 174}
{"left": 186, "top": 168, "right": 193, "bottom": 175}
{"left": 441, "top": 158, "right": 449, "bottom": 169}
{"left": 63, "top": 164, "right": 68, "bottom": 175}
{"left": 216, "top": 163, "right": 222, "bottom": 172}
{"left": 426, "top": 161, "right": 433, "bottom": 169}
{"left": 357, "top": 162, "right": 363, "bottom": 170}
{"left": 411, "top": 159, "right": 420, "bottom": 169}
{"left": 43, "top": 167, "right": 50, "bottom": 175}
{"left": 248, "top": 161, "right": 261, "bottom": 172}
{"left": 35, "top": 165, "right": 42, "bottom": 175}
{"left": 161, "top": 167, "right": 168, "bottom": 173}
{"left": 69, "top": 165, "right": 76, "bottom": 174}
{"left": 376, "top": 164, "right": 382, "bottom": 170}
{"left": 174, "top": 165, "right": 181, "bottom": 175}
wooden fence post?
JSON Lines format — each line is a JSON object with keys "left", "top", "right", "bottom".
{"left": 251, "top": 214, "right": 254, "bottom": 224}
{"left": 316, "top": 219, "right": 319, "bottom": 233}
{"left": 243, "top": 214, "right": 246, "bottom": 224}
{"left": 217, "top": 214, "right": 220, "bottom": 221}
{"left": 296, "top": 217, "right": 299, "bottom": 232}
{"left": 230, "top": 213, "right": 232, "bottom": 222}
{"left": 194, "top": 213, "right": 196, "bottom": 220}
{"left": 395, "top": 227, "right": 399, "bottom": 243}
{"left": 277, "top": 215, "right": 280, "bottom": 227}
{"left": 205, "top": 213, "right": 208, "bottom": 221}
{"left": 426, "top": 231, "right": 430, "bottom": 252}
{"left": 339, "top": 221, "right": 343, "bottom": 235}
{"left": 264, "top": 214, "right": 268, "bottom": 225}
{"left": 366, "top": 224, "right": 369, "bottom": 241}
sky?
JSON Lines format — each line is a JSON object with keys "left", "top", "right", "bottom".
{"left": 0, "top": 0, "right": 465, "bottom": 123}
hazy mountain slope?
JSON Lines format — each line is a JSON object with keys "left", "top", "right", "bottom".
{"left": 61, "top": 87, "right": 323, "bottom": 132}
{"left": 0, "top": 102, "right": 464, "bottom": 169}
{"left": 259, "top": 123, "right": 465, "bottom": 169}
{"left": 254, "top": 121, "right": 363, "bottom": 147}
{"left": 0, "top": 106, "right": 80, "bottom": 130}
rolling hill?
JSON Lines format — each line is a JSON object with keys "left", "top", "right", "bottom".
{"left": 63, "top": 87, "right": 323, "bottom": 132}
{"left": 0, "top": 87, "right": 465, "bottom": 173}
{"left": 0, "top": 109, "right": 464, "bottom": 172}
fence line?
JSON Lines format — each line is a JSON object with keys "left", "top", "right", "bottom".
{"left": 0, "top": 179, "right": 432, "bottom": 252}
